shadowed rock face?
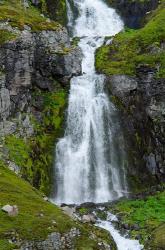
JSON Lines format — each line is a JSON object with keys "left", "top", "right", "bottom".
{"left": 0, "top": 26, "right": 82, "bottom": 136}
{"left": 106, "top": 66, "right": 165, "bottom": 188}
{"left": 107, "top": 0, "right": 158, "bottom": 28}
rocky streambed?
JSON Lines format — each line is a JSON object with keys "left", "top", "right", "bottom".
{"left": 58, "top": 202, "right": 143, "bottom": 250}
{"left": 58, "top": 183, "right": 165, "bottom": 250}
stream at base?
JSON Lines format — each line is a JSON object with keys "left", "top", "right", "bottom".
{"left": 96, "top": 213, "right": 143, "bottom": 250}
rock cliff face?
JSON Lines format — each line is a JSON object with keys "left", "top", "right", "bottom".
{"left": 96, "top": 0, "right": 165, "bottom": 190}
{"left": 0, "top": 26, "right": 81, "bottom": 136}
{"left": 107, "top": 0, "right": 159, "bottom": 28}
{"left": 106, "top": 68, "right": 165, "bottom": 189}
{"left": 0, "top": 0, "right": 82, "bottom": 195}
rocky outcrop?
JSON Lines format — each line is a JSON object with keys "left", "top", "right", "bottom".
{"left": 106, "top": 66, "right": 165, "bottom": 189}
{"left": 107, "top": 0, "right": 158, "bottom": 28}
{"left": 0, "top": 25, "right": 82, "bottom": 137}
{"left": 0, "top": 22, "right": 82, "bottom": 195}
{"left": 21, "top": 228, "right": 81, "bottom": 250}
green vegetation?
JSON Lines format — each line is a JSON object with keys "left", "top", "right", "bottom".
{"left": 96, "top": 1, "right": 165, "bottom": 77}
{"left": 147, "top": 224, "right": 165, "bottom": 249}
{"left": 0, "top": 0, "right": 61, "bottom": 32}
{"left": 77, "top": 207, "right": 90, "bottom": 215}
{"left": 0, "top": 161, "right": 116, "bottom": 249}
{"left": 5, "top": 88, "right": 67, "bottom": 195}
{"left": 110, "top": 191, "right": 165, "bottom": 245}
{"left": 0, "top": 30, "right": 16, "bottom": 45}
{"left": 45, "top": 0, "right": 67, "bottom": 26}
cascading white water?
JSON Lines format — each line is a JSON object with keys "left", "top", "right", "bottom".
{"left": 53, "top": 0, "right": 128, "bottom": 204}
{"left": 96, "top": 213, "right": 144, "bottom": 250}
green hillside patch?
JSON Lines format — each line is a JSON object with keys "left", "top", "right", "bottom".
{"left": 0, "top": 0, "right": 61, "bottom": 32}
{"left": 110, "top": 191, "right": 165, "bottom": 245}
{"left": 95, "top": 1, "right": 165, "bottom": 77}
{"left": 0, "top": 162, "right": 116, "bottom": 250}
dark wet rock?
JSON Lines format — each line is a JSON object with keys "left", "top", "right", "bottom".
{"left": 107, "top": 0, "right": 158, "bottom": 28}
{"left": 123, "top": 223, "right": 130, "bottom": 230}
{"left": 106, "top": 65, "right": 165, "bottom": 189}
{"left": 133, "top": 224, "right": 140, "bottom": 231}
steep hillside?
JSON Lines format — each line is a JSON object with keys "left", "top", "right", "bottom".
{"left": 0, "top": 161, "right": 116, "bottom": 249}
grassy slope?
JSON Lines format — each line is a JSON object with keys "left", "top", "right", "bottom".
{"left": 0, "top": 162, "right": 116, "bottom": 250}
{"left": 110, "top": 191, "right": 165, "bottom": 248}
{"left": 95, "top": 0, "right": 165, "bottom": 77}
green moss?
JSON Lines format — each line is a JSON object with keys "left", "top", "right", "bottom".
{"left": 78, "top": 207, "right": 90, "bottom": 215}
{"left": 0, "top": 0, "right": 61, "bottom": 32}
{"left": 0, "top": 29, "right": 16, "bottom": 45}
{"left": 0, "top": 239, "right": 16, "bottom": 250}
{"left": 111, "top": 95, "right": 125, "bottom": 109}
{"left": 0, "top": 161, "right": 116, "bottom": 248}
{"left": 5, "top": 88, "right": 67, "bottom": 195}
{"left": 147, "top": 224, "right": 165, "bottom": 249}
{"left": 110, "top": 191, "right": 165, "bottom": 244}
{"left": 95, "top": 1, "right": 165, "bottom": 77}
{"left": 45, "top": 0, "right": 67, "bottom": 26}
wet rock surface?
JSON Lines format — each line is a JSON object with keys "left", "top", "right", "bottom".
{"left": 106, "top": 65, "right": 165, "bottom": 188}
{"left": 107, "top": 0, "right": 158, "bottom": 28}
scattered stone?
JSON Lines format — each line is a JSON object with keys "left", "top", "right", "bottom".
{"left": 52, "top": 220, "right": 57, "bottom": 225}
{"left": 2, "top": 205, "right": 18, "bottom": 216}
{"left": 43, "top": 196, "right": 49, "bottom": 201}
{"left": 61, "top": 206, "right": 76, "bottom": 218}
{"left": 82, "top": 214, "right": 96, "bottom": 224}
{"left": 8, "top": 161, "right": 20, "bottom": 174}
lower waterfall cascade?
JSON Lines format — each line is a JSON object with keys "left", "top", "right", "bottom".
{"left": 53, "top": 0, "right": 128, "bottom": 204}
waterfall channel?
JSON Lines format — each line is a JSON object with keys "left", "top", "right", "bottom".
{"left": 52, "top": 1, "right": 144, "bottom": 249}
{"left": 53, "top": 0, "right": 128, "bottom": 204}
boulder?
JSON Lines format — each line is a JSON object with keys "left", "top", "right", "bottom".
{"left": 82, "top": 214, "right": 96, "bottom": 223}
{"left": 2, "top": 205, "right": 18, "bottom": 216}
{"left": 61, "top": 206, "right": 76, "bottom": 218}
{"left": 108, "top": 75, "right": 138, "bottom": 98}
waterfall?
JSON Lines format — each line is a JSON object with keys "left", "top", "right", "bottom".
{"left": 53, "top": 0, "right": 128, "bottom": 204}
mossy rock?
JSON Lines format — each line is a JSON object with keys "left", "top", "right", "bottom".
{"left": 5, "top": 88, "right": 67, "bottom": 195}
{"left": 95, "top": 0, "right": 165, "bottom": 78}
{"left": 0, "top": 0, "right": 61, "bottom": 33}
{"left": 0, "top": 29, "right": 16, "bottom": 45}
